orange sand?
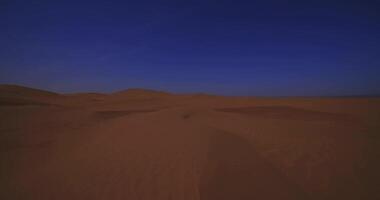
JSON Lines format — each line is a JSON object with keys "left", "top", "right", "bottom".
{"left": 1, "top": 84, "right": 379, "bottom": 200}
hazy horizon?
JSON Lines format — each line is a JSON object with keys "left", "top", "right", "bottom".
{"left": 1, "top": 0, "right": 379, "bottom": 96}
{"left": 2, "top": 83, "right": 380, "bottom": 98}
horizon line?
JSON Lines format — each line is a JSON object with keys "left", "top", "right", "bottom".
{"left": 1, "top": 83, "right": 380, "bottom": 98}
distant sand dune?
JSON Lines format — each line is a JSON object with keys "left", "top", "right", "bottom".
{"left": 0, "top": 84, "right": 59, "bottom": 97}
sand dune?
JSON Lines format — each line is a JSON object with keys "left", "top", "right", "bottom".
{"left": 215, "top": 106, "right": 352, "bottom": 121}
{"left": 0, "top": 85, "right": 59, "bottom": 98}
{"left": 1, "top": 84, "right": 379, "bottom": 200}
{"left": 0, "top": 85, "right": 60, "bottom": 106}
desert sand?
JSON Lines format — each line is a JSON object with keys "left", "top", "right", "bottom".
{"left": 1, "top": 84, "right": 379, "bottom": 200}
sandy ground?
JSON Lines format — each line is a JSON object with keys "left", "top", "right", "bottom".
{"left": 1, "top": 84, "right": 379, "bottom": 200}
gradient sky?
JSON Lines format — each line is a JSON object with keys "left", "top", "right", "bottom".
{"left": 1, "top": 0, "right": 379, "bottom": 96}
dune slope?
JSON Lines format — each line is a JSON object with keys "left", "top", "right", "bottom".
{"left": 1, "top": 85, "right": 379, "bottom": 200}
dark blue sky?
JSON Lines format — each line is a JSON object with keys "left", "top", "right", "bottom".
{"left": 1, "top": 0, "right": 379, "bottom": 96}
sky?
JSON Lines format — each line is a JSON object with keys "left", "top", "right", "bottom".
{"left": 0, "top": 0, "right": 379, "bottom": 96}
